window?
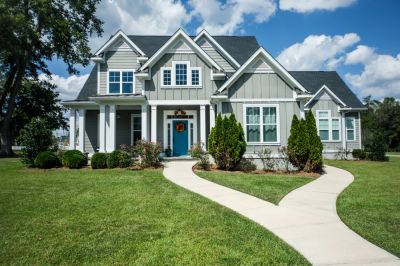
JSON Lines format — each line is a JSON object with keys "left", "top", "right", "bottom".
{"left": 191, "top": 69, "right": 200, "bottom": 86}
{"left": 175, "top": 64, "right": 187, "bottom": 85}
{"left": 163, "top": 69, "right": 171, "bottom": 85}
{"left": 317, "top": 110, "right": 341, "bottom": 141}
{"left": 131, "top": 115, "right": 142, "bottom": 145}
{"left": 108, "top": 70, "right": 134, "bottom": 94}
{"left": 245, "top": 105, "right": 279, "bottom": 143}
{"left": 346, "top": 117, "right": 355, "bottom": 141}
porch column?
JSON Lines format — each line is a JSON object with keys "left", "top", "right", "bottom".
{"left": 209, "top": 104, "right": 215, "bottom": 130}
{"left": 107, "top": 104, "right": 116, "bottom": 152}
{"left": 69, "top": 108, "right": 77, "bottom": 150}
{"left": 299, "top": 101, "right": 305, "bottom": 119}
{"left": 200, "top": 105, "right": 206, "bottom": 149}
{"left": 141, "top": 104, "right": 148, "bottom": 140}
{"left": 341, "top": 112, "right": 347, "bottom": 150}
{"left": 99, "top": 104, "right": 106, "bottom": 152}
{"left": 78, "top": 109, "right": 86, "bottom": 152}
{"left": 151, "top": 105, "right": 157, "bottom": 142}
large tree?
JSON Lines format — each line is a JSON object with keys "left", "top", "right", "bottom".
{"left": 0, "top": 0, "right": 103, "bottom": 155}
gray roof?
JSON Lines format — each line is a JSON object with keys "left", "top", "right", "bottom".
{"left": 289, "top": 71, "right": 365, "bottom": 109}
{"left": 74, "top": 66, "right": 97, "bottom": 101}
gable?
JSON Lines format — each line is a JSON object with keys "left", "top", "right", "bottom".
{"left": 168, "top": 39, "right": 192, "bottom": 53}
{"left": 246, "top": 57, "right": 274, "bottom": 73}
{"left": 110, "top": 38, "right": 131, "bottom": 51}
{"left": 305, "top": 85, "right": 346, "bottom": 108}
{"left": 196, "top": 36, "right": 236, "bottom": 72}
{"left": 95, "top": 30, "right": 145, "bottom": 56}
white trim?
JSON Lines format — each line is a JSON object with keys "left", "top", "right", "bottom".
{"left": 147, "top": 100, "right": 210, "bottom": 106}
{"left": 130, "top": 114, "right": 141, "bottom": 145}
{"left": 341, "top": 112, "right": 347, "bottom": 150}
{"left": 62, "top": 101, "right": 97, "bottom": 107}
{"left": 305, "top": 85, "right": 346, "bottom": 108}
{"left": 163, "top": 110, "right": 197, "bottom": 152}
{"left": 78, "top": 109, "right": 86, "bottom": 152}
{"left": 358, "top": 112, "right": 362, "bottom": 149}
{"left": 300, "top": 101, "right": 305, "bottom": 119}
{"left": 151, "top": 105, "right": 157, "bottom": 142}
{"left": 99, "top": 105, "right": 106, "bottom": 152}
{"left": 339, "top": 107, "right": 368, "bottom": 111}
{"left": 139, "top": 28, "right": 222, "bottom": 72}
{"left": 345, "top": 116, "right": 356, "bottom": 141}
{"left": 69, "top": 109, "right": 77, "bottom": 150}
{"left": 107, "top": 104, "right": 116, "bottom": 152}
{"left": 141, "top": 104, "right": 148, "bottom": 141}
{"left": 316, "top": 110, "right": 342, "bottom": 142}
{"left": 97, "top": 63, "right": 100, "bottom": 94}
{"left": 218, "top": 48, "right": 308, "bottom": 93}
{"left": 210, "top": 104, "right": 215, "bottom": 130}
{"left": 194, "top": 29, "right": 241, "bottom": 69}
{"left": 160, "top": 67, "right": 172, "bottom": 87}
{"left": 107, "top": 69, "right": 136, "bottom": 94}
{"left": 227, "top": 98, "right": 297, "bottom": 103}
{"left": 243, "top": 104, "right": 281, "bottom": 145}
{"left": 200, "top": 105, "right": 206, "bottom": 149}
{"left": 191, "top": 67, "right": 202, "bottom": 86}
{"left": 95, "top": 30, "right": 145, "bottom": 56}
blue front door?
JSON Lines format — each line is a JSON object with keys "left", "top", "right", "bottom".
{"left": 173, "top": 120, "right": 188, "bottom": 156}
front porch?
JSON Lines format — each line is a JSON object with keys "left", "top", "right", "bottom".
{"left": 67, "top": 100, "right": 217, "bottom": 156}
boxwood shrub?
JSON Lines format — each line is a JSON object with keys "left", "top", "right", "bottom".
{"left": 91, "top": 153, "right": 108, "bottom": 169}
{"left": 62, "top": 150, "right": 87, "bottom": 169}
{"left": 107, "top": 150, "right": 122, "bottom": 169}
{"left": 34, "top": 151, "right": 61, "bottom": 169}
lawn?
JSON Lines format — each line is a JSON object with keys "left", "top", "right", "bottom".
{"left": 326, "top": 157, "right": 400, "bottom": 257}
{"left": 386, "top": 152, "right": 400, "bottom": 156}
{"left": 196, "top": 170, "right": 314, "bottom": 205}
{"left": 0, "top": 158, "right": 308, "bottom": 265}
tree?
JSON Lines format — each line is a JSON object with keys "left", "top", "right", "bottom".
{"left": 365, "top": 130, "right": 388, "bottom": 161}
{"left": 0, "top": 0, "right": 103, "bottom": 155}
{"left": 287, "top": 115, "right": 299, "bottom": 167}
{"left": 304, "top": 111, "right": 323, "bottom": 172}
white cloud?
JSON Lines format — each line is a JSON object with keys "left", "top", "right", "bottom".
{"left": 277, "top": 33, "right": 360, "bottom": 70}
{"left": 190, "top": 0, "right": 276, "bottom": 35}
{"left": 345, "top": 50, "right": 400, "bottom": 99}
{"left": 39, "top": 73, "right": 89, "bottom": 101}
{"left": 279, "top": 0, "right": 356, "bottom": 13}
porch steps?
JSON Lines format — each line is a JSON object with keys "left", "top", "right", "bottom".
{"left": 162, "top": 156, "right": 197, "bottom": 161}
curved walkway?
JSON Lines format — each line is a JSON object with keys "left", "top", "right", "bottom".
{"left": 163, "top": 161, "right": 400, "bottom": 265}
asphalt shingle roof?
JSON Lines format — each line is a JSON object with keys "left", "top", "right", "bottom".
{"left": 289, "top": 71, "right": 365, "bottom": 108}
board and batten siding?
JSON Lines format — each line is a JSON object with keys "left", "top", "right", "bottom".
{"left": 196, "top": 37, "right": 236, "bottom": 72}
{"left": 228, "top": 73, "right": 294, "bottom": 99}
{"left": 115, "top": 110, "right": 141, "bottom": 148}
{"left": 84, "top": 110, "right": 99, "bottom": 154}
{"left": 145, "top": 53, "right": 223, "bottom": 101}
{"left": 99, "top": 50, "right": 142, "bottom": 95}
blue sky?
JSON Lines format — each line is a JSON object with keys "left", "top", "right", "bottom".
{"left": 44, "top": 0, "right": 400, "bottom": 101}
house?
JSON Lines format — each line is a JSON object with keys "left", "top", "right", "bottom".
{"left": 62, "top": 28, "right": 366, "bottom": 158}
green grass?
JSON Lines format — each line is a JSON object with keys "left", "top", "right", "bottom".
{"left": 0, "top": 158, "right": 308, "bottom": 265}
{"left": 326, "top": 157, "right": 400, "bottom": 257}
{"left": 386, "top": 152, "right": 400, "bottom": 155}
{"left": 197, "top": 171, "right": 314, "bottom": 205}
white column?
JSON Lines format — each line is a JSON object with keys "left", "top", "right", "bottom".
{"left": 299, "top": 101, "right": 305, "bottom": 119}
{"left": 69, "top": 108, "right": 77, "bottom": 150}
{"left": 200, "top": 105, "right": 206, "bottom": 149}
{"left": 341, "top": 112, "right": 346, "bottom": 150}
{"left": 141, "top": 104, "right": 148, "bottom": 140}
{"left": 151, "top": 105, "right": 157, "bottom": 142}
{"left": 78, "top": 109, "right": 86, "bottom": 152}
{"left": 107, "top": 104, "right": 116, "bottom": 152}
{"left": 209, "top": 104, "right": 215, "bottom": 130}
{"left": 99, "top": 105, "right": 106, "bottom": 152}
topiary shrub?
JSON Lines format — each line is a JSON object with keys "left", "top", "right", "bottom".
{"left": 352, "top": 149, "right": 367, "bottom": 160}
{"left": 34, "top": 151, "right": 61, "bottom": 169}
{"left": 91, "top": 152, "right": 108, "bottom": 169}
{"left": 239, "top": 158, "right": 257, "bottom": 173}
{"left": 107, "top": 150, "right": 122, "bottom": 169}
{"left": 62, "top": 150, "right": 87, "bottom": 169}
{"left": 304, "top": 111, "right": 323, "bottom": 172}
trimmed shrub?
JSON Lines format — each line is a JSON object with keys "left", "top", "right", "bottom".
{"left": 239, "top": 159, "right": 257, "bottom": 173}
{"left": 134, "top": 140, "right": 162, "bottom": 168}
{"left": 63, "top": 150, "right": 87, "bottom": 169}
{"left": 34, "top": 151, "right": 61, "bottom": 169}
{"left": 107, "top": 150, "right": 122, "bottom": 169}
{"left": 189, "top": 144, "right": 210, "bottom": 170}
{"left": 365, "top": 131, "right": 388, "bottom": 161}
{"left": 91, "top": 153, "right": 108, "bottom": 169}
{"left": 304, "top": 111, "right": 323, "bottom": 172}
{"left": 352, "top": 149, "right": 367, "bottom": 160}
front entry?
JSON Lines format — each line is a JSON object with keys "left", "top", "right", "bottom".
{"left": 173, "top": 120, "right": 188, "bottom": 156}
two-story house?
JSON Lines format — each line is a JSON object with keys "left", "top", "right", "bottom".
{"left": 63, "top": 28, "right": 366, "bottom": 158}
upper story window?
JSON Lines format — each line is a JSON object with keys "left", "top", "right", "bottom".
{"left": 346, "top": 117, "right": 355, "bottom": 141}
{"left": 161, "top": 62, "right": 202, "bottom": 87}
{"left": 244, "top": 105, "right": 279, "bottom": 143}
{"left": 317, "top": 110, "right": 341, "bottom": 141}
{"left": 108, "top": 70, "right": 135, "bottom": 94}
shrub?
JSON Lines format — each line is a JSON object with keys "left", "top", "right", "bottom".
{"left": 239, "top": 159, "right": 257, "bottom": 173}
{"left": 34, "top": 151, "right": 61, "bottom": 169}
{"left": 365, "top": 131, "right": 388, "bottom": 161}
{"left": 352, "top": 149, "right": 367, "bottom": 160}
{"left": 278, "top": 146, "right": 291, "bottom": 172}
{"left": 257, "top": 148, "right": 274, "bottom": 171}
{"left": 189, "top": 144, "right": 210, "bottom": 170}
{"left": 208, "top": 113, "right": 246, "bottom": 170}
{"left": 304, "top": 111, "right": 323, "bottom": 172}
{"left": 287, "top": 115, "right": 300, "bottom": 168}
{"left": 63, "top": 150, "right": 87, "bottom": 169}
{"left": 91, "top": 153, "right": 108, "bottom": 169}
{"left": 335, "top": 147, "right": 350, "bottom": 160}
{"left": 107, "top": 150, "right": 122, "bottom": 168}
{"left": 134, "top": 140, "right": 162, "bottom": 168}
{"left": 119, "top": 151, "right": 132, "bottom": 168}
{"left": 16, "top": 118, "right": 56, "bottom": 166}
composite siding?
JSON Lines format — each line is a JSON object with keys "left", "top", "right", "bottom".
{"left": 197, "top": 37, "right": 236, "bottom": 72}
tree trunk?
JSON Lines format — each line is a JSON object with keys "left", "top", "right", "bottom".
{"left": 0, "top": 121, "right": 13, "bottom": 156}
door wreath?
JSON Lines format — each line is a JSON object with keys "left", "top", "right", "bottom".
{"left": 175, "top": 122, "right": 185, "bottom": 132}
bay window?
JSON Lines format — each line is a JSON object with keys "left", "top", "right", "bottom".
{"left": 346, "top": 117, "right": 355, "bottom": 141}
{"left": 108, "top": 70, "right": 135, "bottom": 94}
{"left": 245, "top": 105, "right": 279, "bottom": 143}
{"left": 317, "top": 110, "right": 341, "bottom": 141}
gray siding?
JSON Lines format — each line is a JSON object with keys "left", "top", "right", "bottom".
{"left": 221, "top": 101, "right": 300, "bottom": 153}
{"left": 145, "top": 53, "right": 223, "bottom": 100}
{"left": 115, "top": 110, "right": 141, "bottom": 148}
{"left": 84, "top": 110, "right": 98, "bottom": 153}
{"left": 228, "top": 73, "right": 294, "bottom": 99}
{"left": 99, "top": 50, "right": 142, "bottom": 94}
{"left": 197, "top": 37, "right": 236, "bottom": 72}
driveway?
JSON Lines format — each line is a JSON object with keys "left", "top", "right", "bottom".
{"left": 163, "top": 161, "right": 400, "bottom": 265}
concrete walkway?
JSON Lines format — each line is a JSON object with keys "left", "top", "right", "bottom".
{"left": 163, "top": 161, "right": 400, "bottom": 266}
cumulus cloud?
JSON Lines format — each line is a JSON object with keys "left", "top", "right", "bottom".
{"left": 279, "top": 0, "right": 357, "bottom": 13}
{"left": 277, "top": 33, "right": 360, "bottom": 70}
{"left": 189, "top": 0, "right": 276, "bottom": 35}
{"left": 39, "top": 73, "right": 89, "bottom": 101}
{"left": 345, "top": 49, "right": 400, "bottom": 99}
